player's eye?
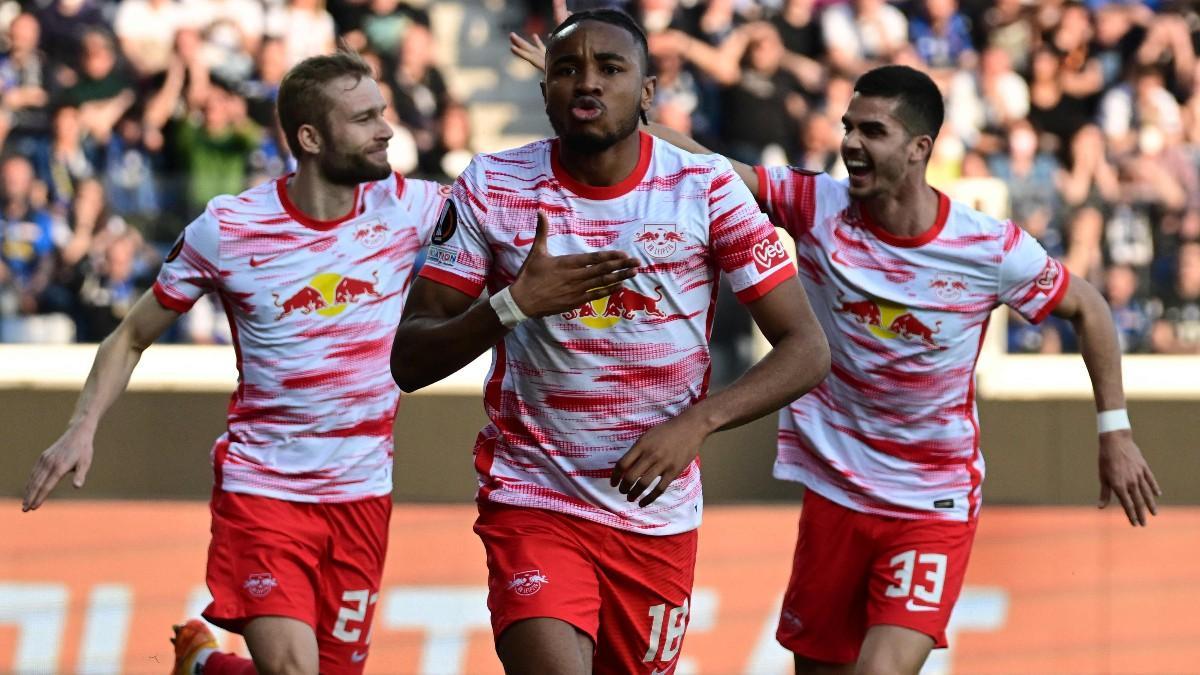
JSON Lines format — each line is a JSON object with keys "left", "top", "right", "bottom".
{"left": 602, "top": 64, "right": 622, "bottom": 75}
{"left": 555, "top": 65, "right": 578, "bottom": 76}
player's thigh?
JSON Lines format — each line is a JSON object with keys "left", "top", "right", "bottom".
{"left": 855, "top": 625, "right": 935, "bottom": 675}
{"left": 316, "top": 495, "right": 391, "bottom": 675}
{"left": 593, "top": 527, "right": 698, "bottom": 675}
{"left": 474, "top": 505, "right": 603, "bottom": 655}
{"left": 243, "top": 615, "right": 320, "bottom": 675}
{"left": 778, "top": 490, "right": 874, "bottom": 666}
{"left": 203, "top": 490, "right": 325, "bottom": 633}
{"left": 865, "top": 516, "right": 977, "bottom": 654}
{"left": 794, "top": 654, "right": 856, "bottom": 675}
{"left": 496, "top": 617, "right": 593, "bottom": 675}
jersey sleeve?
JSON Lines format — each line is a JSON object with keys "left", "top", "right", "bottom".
{"left": 416, "top": 157, "right": 492, "bottom": 298}
{"left": 406, "top": 177, "right": 451, "bottom": 246}
{"left": 753, "top": 165, "right": 819, "bottom": 238}
{"left": 151, "top": 208, "right": 221, "bottom": 313}
{"left": 997, "top": 220, "right": 1070, "bottom": 323}
{"left": 709, "top": 160, "right": 796, "bottom": 303}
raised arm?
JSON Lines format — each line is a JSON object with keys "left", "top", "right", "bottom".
{"left": 612, "top": 276, "right": 830, "bottom": 506}
{"left": 1051, "top": 273, "right": 1161, "bottom": 526}
{"left": 391, "top": 212, "right": 639, "bottom": 392}
{"left": 22, "top": 291, "right": 180, "bottom": 511}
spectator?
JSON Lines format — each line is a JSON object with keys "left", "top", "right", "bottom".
{"left": 266, "top": 0, "right": 338, "bottom": 68}
{"left": 38, "top": 104, "right": 99, "bottom": 210}
{"left": 947, "top": 45, "right": 1028, "bottom": 153}
{"left": 389, "top": 23, "right": 452, "bottom": 174}
{"left": 1099, "top": 64, "right": 1183, "bottom": 157}
{"left": 1151, "top": 242, "right": 1200, "bottom": 353}
{"left": 988, "top": 120, "right": 1064, "bottom": 258}
{"left": 909, "top": 0, "right": 976, "bottom": 74}
{"left": 63, "top": 29, "right": 137, "bottom": 143}
{"left": 1105, "top": 263, "right": 1154, "bottom": 353}
{"left": 0, "top": 155, "right": 69, "bottom": 342}
{"left": 113, "top": 0, "right": 189, "bottom": 81}
{"left": 101, "top": 112, "right": 164, "bottom": 231}
{"left": 821, "top": 0, "right": 908, "bottom": 77}
{"left": 36, "top": 0, "right": 108, "bottom": 74}
{"left": 77, "top": 225, "right": 156, "bottom": 341}
{"left": 980, "top": 0, "right": 1035, "bottom": 73}
{"left": 0, "top": 13, "right": 53, "bottom": 157}
{"left": 172, "top": 85, "right": 262, "bottom": 217}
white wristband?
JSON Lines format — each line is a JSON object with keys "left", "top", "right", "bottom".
{"left": 489, "top": 286, "right": 529, "bottom": 329}
{"left": 1097, "top": 409, "right": 1131, "bottom": 434}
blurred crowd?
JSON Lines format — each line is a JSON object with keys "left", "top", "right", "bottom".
{"left": 2, "top": 0, "right": 1199, "bottom": 355}
{"left": 0, "top": 0, "right": 467, "bottom": 342}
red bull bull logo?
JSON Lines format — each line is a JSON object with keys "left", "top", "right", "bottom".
{"left": 274, "top": 271, "right": 381, "bottom": 320}
{"left": 930, "top": 273, "right": 968, "bottom": 301}
{"left": 562, "top": 286, "right": 666, "bottom": 328}
{"left": 834, "top": 291, "right": 942, "bottom": 348}
{"left": 636, "top": 224, "right": 684, "bottom": 259}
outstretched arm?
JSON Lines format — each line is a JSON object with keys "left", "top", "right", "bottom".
{"left": 1052, "top": 273, "right": 1161, "bottom": 526}
{"left": 612, "top": 276, "right": 831, "bottom": 506}
{"left": 391, "top": 212, "right": 639, "bottom": 391}
{"left": 22, "top": 291, "right": 180, "bottom": 511}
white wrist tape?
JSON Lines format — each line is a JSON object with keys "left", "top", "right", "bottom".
{"left": 489, "top": 286, "right": 529, "bottom": 329}
{"left": 1097, "top": 409, "right": 1131, "bottom": 434}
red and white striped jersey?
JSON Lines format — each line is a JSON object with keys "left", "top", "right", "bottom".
{"left": 420, "top": 132, "right": 794, "bottom": 535}
{"left": 755, "top": 166, "right": 1069, "bottom": 522}
{"left": 153, "top": 172, "right": 447, "bottom": 502}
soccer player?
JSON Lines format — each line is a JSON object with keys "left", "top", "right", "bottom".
{"left": 639, "top": 65, "right": 1159, "bottom": 674}
{"left": 391, "top": 9, "right": 830, "bottom": 674}
{"left": 21, "top": 50, "right": 448, "bottom": 675}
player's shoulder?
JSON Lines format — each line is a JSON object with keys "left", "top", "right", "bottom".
{"left": 472, "top": 138, "right": 552, "bottom": 173}
{"left": 650, "top": 135, "right": 727, "bottom": 175}
{"left": 942, "top": 193, "right": 1009, "bottom": 237}
{"left": 204, "top": 180, "right": 279, "bottom": 222}
{"left": 362, "top": 171, "right": 448, "bottom": 208}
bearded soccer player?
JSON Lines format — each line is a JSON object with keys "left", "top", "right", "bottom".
{"left": 22, "top": 51, "right": 448, "bottom": 675}
{"left": 392, "top": 9, "right": 830, "bottom": 674}
{"left": 622, "top": 64, "right": 1160, "bottom": 673}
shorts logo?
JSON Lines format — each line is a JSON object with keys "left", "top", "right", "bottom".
{"left": 507, "top": 570, "right": 549, "bottom": 596}
{"left": 243, "top": 572, "right": 278, "bottom": 598}
{"left": 1035, "top": 259, "right": 1059, "bottom": 292}
{"left": 634, "top": 223, "right": 684, "bottom": 259}
{"left": 352, "top": 220, "right": 388, "bottom": 249}
{"left": 752, "top": 235, "right": 788, "bottom": 273}
{"left": 350, "top": 651, "right": 368, "bottom": 663}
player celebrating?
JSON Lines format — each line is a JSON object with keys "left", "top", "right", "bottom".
{"left": 392, "top": 9, "right": 830, "bottom": 674}
{"left": 22, "top": 50, "right": 447, "bottom": 675}
{"left": 635, "top": 65, "right": 1159, "bottom": 673}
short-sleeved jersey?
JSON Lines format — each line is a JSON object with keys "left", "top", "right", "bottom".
{"left": 153, "top": 173, "right": 446, "bottom": 503}
{"left": 755, "top": 166, "right": 1069, "bottom": 522}
{"left": 420, "top": 133, "right": 794, "bottom": 535}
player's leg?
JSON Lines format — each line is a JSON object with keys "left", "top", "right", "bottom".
{"left": 474, "top": 504, "right": 603, "bottom": 675}
{"left": 314, "top": 495, "right": 392, "bottom": 675}
{"left": 591, "top": 526, "right": 698, "bottom": 674}
{"left": 199, "top": 490, "right": 326, "bottom": 675}
{"left": 778, "top": 490, "right": 874, "bottom": 673}
{"left": 497, "top": 618, "right": 594, "bottom": 673}
{"left": 860, "top": 515, "right": 978, "bottom": 675}
{"left": 243, "top": 617, "right": 319, "bottom": 674}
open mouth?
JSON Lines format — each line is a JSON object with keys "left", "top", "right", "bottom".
{"left": 570, "top": 96, "right": 604, "bottom": 121}
{"left": 845, "top": 157, "right": 873, "bottom": 184}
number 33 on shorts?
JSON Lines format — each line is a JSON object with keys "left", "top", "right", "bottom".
{"left": 885, "top": 550, "right": 947, "bottom": 612}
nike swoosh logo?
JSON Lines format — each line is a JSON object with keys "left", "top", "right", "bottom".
{"left": 905, "top": 599, "right": 939, "bottom": 612}
{"left": 350, "top": 651, "right": 368, "bottom": 663}
{"left": 513, "top": 232, "right": 535, "bottom": 246}
{"left": 249, "top": 253, "right": 283, "bottom": 268}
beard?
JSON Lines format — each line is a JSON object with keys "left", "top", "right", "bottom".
{"left": 317, "top": 142, "right": 392, "bottom": 186}
{"left": 551, "top": 105, "right": 642, "bottom": 155}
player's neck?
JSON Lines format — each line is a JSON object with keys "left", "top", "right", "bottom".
{"left": 556, "top": 131, "right": 643, "bottom": 187}
{"left": 858, "top": 181, "right": 940, "bottom": 239}
{"left": 285, "top": 167, "right": 358, "bottom": 223}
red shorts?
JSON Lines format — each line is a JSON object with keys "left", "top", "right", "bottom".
{"left": 777, "top": 490, "right": 977, "bottom": 664}
{"left": 474, "top": 503, "right": 698, "bottom": 674}
{"left": 203, "top": 489, "right": 391, "bottom": 675}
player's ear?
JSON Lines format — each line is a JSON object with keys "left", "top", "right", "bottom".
{"left": 641, "top": 74, "right": 656, "bottom": 119}
{"left": 297, "top": 123, "right": 322, "bottom": 156}
{"left": 910, "top": 134, "right": 933, "bottom": 165}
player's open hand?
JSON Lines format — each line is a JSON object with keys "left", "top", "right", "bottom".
{"left": 509, "top": 31, "right": 547, "bottom": 73}
{"left": 1097, "top": 430, "right": 1161, "bottom": 526}
{"left": 507, "top": 211, "right": 639, "bottom": 318}
{"left": 611, "top": 418, "right": 708, "bottom": 507}
{"left": 22, "top": 429, "right": 94, "bottom": 512}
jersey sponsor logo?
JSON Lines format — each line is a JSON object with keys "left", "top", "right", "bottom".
{"left": 165, "top": 231, "right": 185, "bottom": 263}
{"left": 835, "top": 291, "right": 943, "bottom": 348}
{"left": 1035, "top": 259, "right": 1059, "bottom": 292}
{"left": 634, "top": 223, "right": 685, "bottom": 259}
{"left": 507, "top": 570, "right": 549, "bottom": 596}
{"left": 273, "top": 271, "right": 381, "bottom": 320}
{"left": 562, "top": 286, "right": 665, "bottom": 328}
{"left": 427, "top": 244, "right": 459, "bottom": 266}
{"left": 353, "top": 219, "right": 388, "bottom": 249}
{"left": 243, "top": 572, "right": 278, "bottom": 598}
{"left": 431, "top": 200, "right": 458, "bottom": 245}
{"left": 752, "top": 235, "right": 789, "bottom": 273}
{"left": 930, "top": 273, "right": 967, "bottom": 302}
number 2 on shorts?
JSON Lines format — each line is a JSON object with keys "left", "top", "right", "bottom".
{"left": 332, "top": 589, "right": 378, "bottom": 642}
{"left": 644, "top": 598, "right": 689, "bottom": 662}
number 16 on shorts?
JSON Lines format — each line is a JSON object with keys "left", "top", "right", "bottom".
{"left": 644, "top": 598, "right": 689, "bottom": 663}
